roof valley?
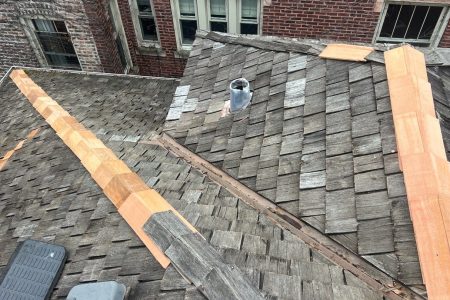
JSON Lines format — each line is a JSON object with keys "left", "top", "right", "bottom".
{"left": 155, "top": 133, "right": 420, "bottom": 300}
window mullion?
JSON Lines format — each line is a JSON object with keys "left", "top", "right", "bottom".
{"left": 197, "top": 0, "right": 208, "bottom": 31}
{"left": 229, "top": 0, "right": 238, "bottom": 34}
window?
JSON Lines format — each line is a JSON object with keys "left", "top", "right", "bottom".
{"left": 240, "top": 0, "right": 258, "bottom": 34}
{"left": 136, "top": 0, "right": 158, "bottom": 40}
{"left": 178, "top": 0, "right": 198, "bottom": 44}
{"left": 375, "top": 3, "right": 449, "bottom": 47}
{"left": 31, "top": 20, "right": 80, "bottom": 70}
{"left": 208, "top": 0, "right": 227, "bottom": 33}
{"left": 171, "top": 0, "right": 261, "bottom": 49}
{"left": 129, "top": 0, "right": 160, "bottom": 47}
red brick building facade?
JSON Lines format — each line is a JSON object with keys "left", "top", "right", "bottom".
{"left": 1, "top": 0, "right": 449, "bottom": 78}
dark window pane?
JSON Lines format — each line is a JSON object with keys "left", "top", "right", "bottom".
{"left": 140, "top": 17, "right": 157, "bottom": 40}
{"left": 380, "top": 4, "right": 401, "bottom": 38}
{"left": 240, "top": 23, "right": 257, "bottom": 34}
{"left": 405, "top": 6, "right": 430, "bottom": 39}
{"left": 392, "top": 5, "right": 415, "bottom": 38}
{"left": 33, "top": 19, "right": 55, "bottom": 32}
{"left": 180, "top": 19, "right": 197, "bottom": 44}
{"left": 419, "top": 6, "right": 443, "bottom": 39}
{"left": 137, "top": 0, "right": 152, "bottom": 14}
{"left": 37, "top": 32, "right": 76, "bottom": 54}
{"left": 46, "top": 54, "right": 80, "bottom": 69}
{"left": 211, "top": 21, "right": 227, "bottom": 32}
{"left": 54, "top": 21, "right": 68, "bottom": 33}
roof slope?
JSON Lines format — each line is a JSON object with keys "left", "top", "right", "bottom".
{"left": 164, "top": 35, "right": 424, "bottom": 291}
{"left": 428, "top": 66, "right": 450, "bottom": 160}
{"left": 0, "top": 70, "right": 384, "bottom": 299}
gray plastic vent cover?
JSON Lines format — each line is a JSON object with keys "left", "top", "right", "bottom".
{"left": 0, "top": 240, "right": 67, "bottom": 300}
{"left": 67, "top": 281, "right": 126, "bottom": 300}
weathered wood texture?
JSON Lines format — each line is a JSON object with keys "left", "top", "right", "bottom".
{"left": 145, "top": 211, "right": 264, "bottom": 300}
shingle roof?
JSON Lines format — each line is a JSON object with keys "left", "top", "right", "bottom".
{"left": 0, "top": 70, "right": 389, "bottom": 299}
{"left": 164, "top": 34, "right": 425, "bottom": 292}
{"left": 428, "top": 66, "right": 450, "bottom": 160}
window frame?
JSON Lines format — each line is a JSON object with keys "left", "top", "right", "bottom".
{"left": 207, "top": 0, "right": 229, "bottom": 33}
{"left": 237, "top": 0, "right": 261, "bottom": 35}
{"left": 171, "top": 0, "right": 201, "bottom": 50}
{"left": 109, "top": 0, "right": 134, "bottom": 73}
{"left": 171, "top": 0, "right": 262, "bottom": 51}
{"left": 373, "top": 1, "right": 450, "bottom": 48}
{"left": 129, "top": 0, "right": 161, "bottom": 49}
{"left": 21, "top": 18, "right": 82, "bottom": 70}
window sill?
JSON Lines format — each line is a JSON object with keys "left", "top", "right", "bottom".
{"left": 137, "top": 42, "right": 165, "bottom": 56}
{"left": 174, "top": 46, "right": 192, "bottom": 59}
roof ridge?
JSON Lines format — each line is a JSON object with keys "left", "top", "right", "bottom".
{"left": 197, "top": 31, "right": 448, "bottom": 67}
{"left": 385, "top": 45, "right": 450, "bottom": 299}
{"left": 7, "top": 66, "right": 180, "bottom": 82}
{"left": 195, "top": 30, "right": 391, "bottom": 56}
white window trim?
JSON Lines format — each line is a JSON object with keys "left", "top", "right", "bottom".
{"left": 372, "top": 1, "right": 450, "bottom": 48}
{"left": 109, "top": 0, "right": 134, "bottom": 73}
{"left": 129, "top": 0, "right": 161, "bottom": 49}
{"left": 19, "top": 17, "right": 82, "bottom": 70}
{"left": 171, "top": 0, "right": 262, "bottom": 51}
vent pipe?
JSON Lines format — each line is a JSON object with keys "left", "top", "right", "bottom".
{"left": 230, "top": 78, "right": 252, "bottom": 112}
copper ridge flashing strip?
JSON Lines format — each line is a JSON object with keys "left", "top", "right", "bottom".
{"left": 0, "top": 128, "right": 40, "bottom": 171}
{"left": 9, "top": 69, "right": 195, "bottom": 268}
{"left": 157, "top": 133, "right": 423, "bottom": 300}
{"left": 385, "top": 45, "right": 450, "bottom": 299}
{"left": 319, "top": 43, "right": 374, "bottom": 61}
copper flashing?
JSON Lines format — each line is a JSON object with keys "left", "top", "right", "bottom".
{"left": 385, "top": 45, "right": 450, "bottom": 299}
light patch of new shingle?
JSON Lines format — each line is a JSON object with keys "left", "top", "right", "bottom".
{"left": 175, "top": 85, "right": 190, "bottom": 97}
{"left": 213, "top": 42, "right": 225, "bottom": 49}
{"left": 167, "top": 94, "right": 188, "bottom": 121}
{"left": 182, "top": 98, "right": 198, "bottom": 112}
{"left": 284, "top": 78, "right": 306, "bottom": 108}
{"left": 166, "top": 106, "right": 183, "bottom": 121}
{"left": 288, "top": 54, "right": 307, "bottom": 73}
{"left": 300, "top": 170, "right": 326, "bottom": 189}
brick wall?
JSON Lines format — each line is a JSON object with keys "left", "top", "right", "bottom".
{"left": 83, "top": 0, "right": 124, "bottom": 74}
{"left": 0, "top": 2, "right": 39, "bottom": 78}
{"left": 2, "top": 0, "right": 449, "bottom": 80}
{"left": 262, "top": 0, "right": 380, "bottom": 43}
{"left": 439, "top": 20, "right": 450, "bottom": 48}
{"left": 0, "top": 0, "right": 103, "bottom": 78}
{"left": 117, "top": 0, "right": 186, "bottom": 77}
